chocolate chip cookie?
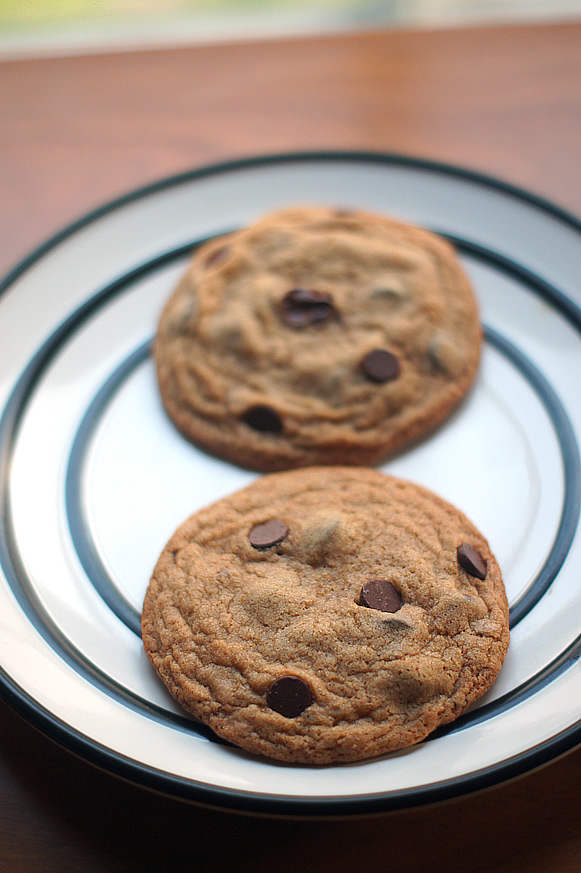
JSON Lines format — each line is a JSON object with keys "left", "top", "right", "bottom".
{"left": 142, "top": 467, "right": 509, "bottom": 764}
{"left": 154, "top": 206, "right": 481, "bottom": 471}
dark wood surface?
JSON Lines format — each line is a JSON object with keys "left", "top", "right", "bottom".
{"left": 1, "top": 20, "right": 581, "bottom": 871}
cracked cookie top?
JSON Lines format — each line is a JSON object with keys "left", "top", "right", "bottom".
{"left": 154, "top": 206, "right": 481, "bottom": 471}
{"left": 142, "top": 467, "right": 509, "bottom": 764}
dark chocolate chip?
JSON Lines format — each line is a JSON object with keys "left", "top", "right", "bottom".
{"left": 204, "top": 244, "right": 230, "bottom": 269}
{"left": 361, "top": 349, "right": 400, "bottom": 383}
{"left": 278, "top": 288, "right": 337, "bottom": 328}
{"left": 457, "top": 543, "right": 488, "bottom": 580}
{"left": 358, "top": 579, "right": 403, "bottom": 613}
{"left": 242, "top": 405, "right": 283, "bottom": 434}
{"left": 266, "top": 676, "right": 313, "bottom": 718}
{"left": 248, "top": 518, "right": 289, "bottom": 549}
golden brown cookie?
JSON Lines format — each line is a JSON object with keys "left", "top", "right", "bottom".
{"left": 142, "top": 467, "right": 509, "bottom": 764}
{"left": 154, "top": 206, "right": 481, "bottom": 471}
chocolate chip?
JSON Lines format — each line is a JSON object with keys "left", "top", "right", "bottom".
{"left": 278, "top": 288, "right": 337, "bottom": 328}
{"left": 248, "top": 518, "right": 289, "bottom": 549}
{"left": 358, "top": 580, "right": 403, "bottom": 613}
{"left": 266, "top": 676, "right": 313, "bottom": 718}
{"left": 242, "top": 405, "right": 283, "bottom": 433}
{"left": 204, "top": 244, "right": 230, "bottom": 269}
{"left": 361, "top": 349, "right": 400, "bottom": 383}
{"left": 457, "top": 543, "right": 487, "bottom": 580}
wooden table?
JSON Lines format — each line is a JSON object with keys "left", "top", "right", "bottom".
{"left": 1, "top": 21, "right": 581, "bottom": 872}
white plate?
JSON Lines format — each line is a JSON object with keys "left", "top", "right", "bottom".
{"left": 1, "top": 152, "right": 580, "bottom": 815}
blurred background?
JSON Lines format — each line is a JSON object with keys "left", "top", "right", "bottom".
{"left": 1, "top": 0, "right": 581, "bottom": 57}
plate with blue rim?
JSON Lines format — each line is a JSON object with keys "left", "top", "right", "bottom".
{"left": 1, "top": 151, "right": 580, "bottom": 816}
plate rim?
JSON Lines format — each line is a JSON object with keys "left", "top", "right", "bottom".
{"left": 1, "top": 149, "right": 581, "bottom": 816}
{"left": 2, "top": 149, "right": 581, "bottom": 300}
{"left": 1, "top": 660, "right": 581, "bottom": 817}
